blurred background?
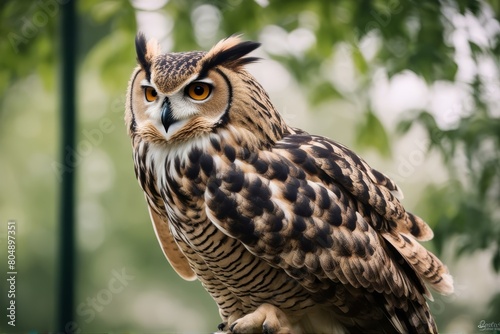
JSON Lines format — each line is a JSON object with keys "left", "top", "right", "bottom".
{"left": 1, "top": 0, "right": 499, "bottom": 332}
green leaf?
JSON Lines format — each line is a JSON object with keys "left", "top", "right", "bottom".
{"left": 355, "top": 110, "right": 391, "bottom": 157}
{"left": 351, "top": 47, "right": 368, "bottom": 75}
{"left": 396, "top": 116, "right": 416, "bottom": 135}
{"left": 308, "top": 81, "right": 342, "bottom": 105}
{"left": 478, "top": 161, "right": 497, "bottom": 200}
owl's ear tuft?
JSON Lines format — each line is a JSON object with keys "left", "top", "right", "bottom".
{"left": 201, "top": 36, "right": 261, "bottom": 74}
{"left": 135, "top": 33, "right": 161, "bottom": 80}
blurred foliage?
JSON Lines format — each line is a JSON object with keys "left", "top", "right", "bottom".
{"left": 1, "top": 0, "right": 499, "bottom": 332}
{"left": 399, "top": 105, "right": 500, "bottom": 270}
{"left": 396, "top": 42, "right": 500, "bottom": 277}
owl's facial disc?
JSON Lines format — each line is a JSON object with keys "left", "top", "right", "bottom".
{"left": 135, "top": 68, "right": 229, "bottom": 143}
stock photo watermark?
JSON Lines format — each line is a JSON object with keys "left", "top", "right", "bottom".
{"left": 51, "top": 118, "right": 115, "bottom": 181}
{"left": 7, "top": 0, "right": 71, "bottom": 53}
{"left": 51, "top": 95, "right": 125, "bottom": 182}
{"left": 478, "top": 320, "right": 500, "bottom": 332}
{"left": 6, "top": 220, "right": 17, "bottom": 327}
{"left": 63, "top": 267, "right": 135, "bottom": 333}
{"left": 364, "top": 0, "right": 403, "bottom": 33}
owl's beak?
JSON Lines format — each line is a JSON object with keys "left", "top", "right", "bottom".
{"left": 161, "top": 98, "right": 176, "bottom": 133}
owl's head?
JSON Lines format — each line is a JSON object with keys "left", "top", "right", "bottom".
{"left": 125, "top": 34, "right": 288, "bottom": 148}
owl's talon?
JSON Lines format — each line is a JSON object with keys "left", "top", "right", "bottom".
{"left": 218, "top": 322, "right": 228, "bottom": 331}
{"left": 229, "top": 304, "right": 292, "bottom": 334}
{"left": 228, "top": 322, "right": 238, "bottom": 333}
{"left": 262, "top": 323, "right": 276, "bottom": 334}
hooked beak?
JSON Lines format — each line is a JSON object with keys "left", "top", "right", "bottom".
{"left": 161, "top": 98, "right": 176, "bottom": 133}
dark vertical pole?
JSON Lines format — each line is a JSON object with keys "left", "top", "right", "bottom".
{"left": 57, "top": 0, "right": 77, "bottom": 332}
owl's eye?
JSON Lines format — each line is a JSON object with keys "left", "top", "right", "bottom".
{"left": 186, "top": 82, "right": 212, "bottom": 101}
{"left": 144, "top": 86, "right": 158, "bottom": 102}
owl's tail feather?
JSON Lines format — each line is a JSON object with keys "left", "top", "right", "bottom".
{"left": 400, "top": 211, "right": 434, "bottom": 241}
{"left": 382, "top": 232, "right": 454, "bottom": 297}
{"left": 384, "top": 298, "right": 438, "bottom": 334}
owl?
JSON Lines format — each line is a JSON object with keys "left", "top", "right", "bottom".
{"left": 125, "top": 34, "right": 453, "bottom": 334}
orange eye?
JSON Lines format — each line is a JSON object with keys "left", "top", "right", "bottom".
{"left": 186, "top": 82, "right": 211, "bottom": 101}
{"left": 144, "top": 86, "right": 158, "bottom": 102}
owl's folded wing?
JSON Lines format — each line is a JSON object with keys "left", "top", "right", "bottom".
{"left": 203, "top": 135, "right": 452, "bottom": 332}
{"left": 148, "top": 205, "right": 196, "bottom": 281}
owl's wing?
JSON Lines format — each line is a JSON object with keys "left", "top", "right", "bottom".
{"left": 203, "top": 133, "right": 452, "bottom": 331}
{"left": 274, "top": 134, "right": 453, "bottom": 293}
{"left": 148, "top": 204, "right": 196, "bottom": 281}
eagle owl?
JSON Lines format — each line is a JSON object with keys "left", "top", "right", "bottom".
{"left": 125, "top": 34, "right": 453, "bottom": 334}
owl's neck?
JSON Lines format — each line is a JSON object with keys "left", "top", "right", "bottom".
{"left": 224, "top": 70, "right": 290, "bottom": 150}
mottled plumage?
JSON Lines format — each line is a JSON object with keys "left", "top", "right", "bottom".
{"left": 125, "top": 34, "right": 453, "bottom": 334}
